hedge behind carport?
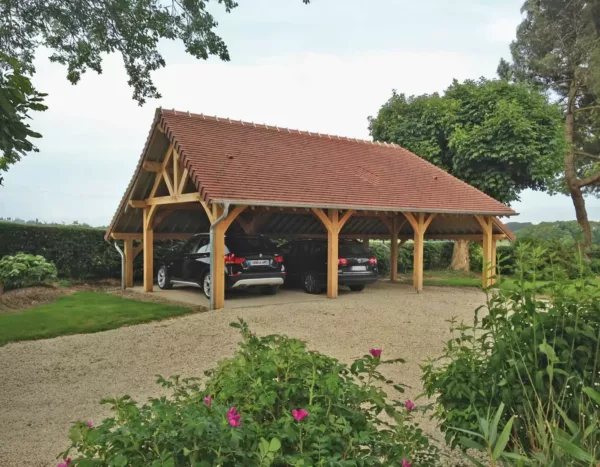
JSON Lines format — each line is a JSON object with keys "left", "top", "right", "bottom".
{"left": 0, "top": 222, "right": 182, "bottom": 280}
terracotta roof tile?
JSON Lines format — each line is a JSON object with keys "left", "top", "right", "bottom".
{"left": 159, "top": 109, "right": 515, "bottom": 216}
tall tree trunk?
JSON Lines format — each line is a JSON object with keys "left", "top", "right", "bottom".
{"left": 565, "top": 81, "right": 593, "bottom": 248}
{"left": 450, "top": 239, "right": 470, "bottom": 272}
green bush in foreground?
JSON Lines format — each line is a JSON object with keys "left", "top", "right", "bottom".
{"left": 60, "top": 320, "right": 438, "bottom": 466}
{"left": 422, "top": 244, "right": 600, "bottom": 464}
{"left": 0, "top": 253, "right": 57, "bottom": 290}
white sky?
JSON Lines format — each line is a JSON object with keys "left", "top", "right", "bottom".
{"left": 0, "top": 0, "right": 598, "bottom": 226}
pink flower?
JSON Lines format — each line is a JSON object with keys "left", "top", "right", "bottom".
{"left": 292, "top": 409, "right": 309, "bottom": 421}
{"left": 227, "top": 407, "right": 242, "bottom": 427}
{"left": 369, "top": 348, "right": 382, "bottom": 358}
{"left": 204, "top": 396, "right": 212, "bottom": 406}
{"left": 87, "top": 421, "right": 94, "bottom": 428}
{"left": 57, "top": 458, "right": 71, "bottom": 467}
{"left": 405, "top": 400, "right": 415, "bottom": 413}
{"left": 402, "top": 459, "right": 412, "bottom": 467}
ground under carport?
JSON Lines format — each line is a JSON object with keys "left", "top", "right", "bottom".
{"left": 0, "top": 281, "right": 486, "bottom": 466}
{"left": 130, "top": 283, "right": 332, "bottom": 308}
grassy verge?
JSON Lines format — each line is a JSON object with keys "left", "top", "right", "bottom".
{"left": 398, "top": 271, "right": 600, "bottom": 292}
{"left": 0, "top": 291, "right": 194, "bottom": 346}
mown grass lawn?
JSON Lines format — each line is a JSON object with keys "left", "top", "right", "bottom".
{"left": 411, "top": 271, "right": 600, "bottom": 292}
{"left": 0, "top": 291, "right": 194, "bottom": 346}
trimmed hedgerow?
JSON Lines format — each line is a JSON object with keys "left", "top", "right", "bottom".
{"left": 0, "top": 222, "right": 182, "bottom": 280}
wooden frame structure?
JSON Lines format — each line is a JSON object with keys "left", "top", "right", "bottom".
{"left": 107, "top": 111, "right": 515, "bottom": 310}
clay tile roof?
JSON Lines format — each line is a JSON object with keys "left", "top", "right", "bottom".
{"left": 158, "top": 109, "right": 515, "bottom": 215}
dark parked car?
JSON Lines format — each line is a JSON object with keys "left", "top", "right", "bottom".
{"left": 280, "top": 239, "right": 378, "bottom": 294}
{"left": 157, "top": 234, "right": 286, "bottom": 298}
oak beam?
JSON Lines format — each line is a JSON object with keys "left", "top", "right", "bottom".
{"left": 142, "top": 161, "right": 162, "bottom": 172}
{"left": 327, "top": 209, "right": 340, "bottom": 298}
{"left": 390, "top": 217, "right": 399, "bottom": 282}
{"left": 476, "top": 215, "right": 496, "bottom": 287}
{"left": 142, "top": 207, "right": 154, "bottom": 292}
{"left": 211, "top": 205, "right": 247, "bottom": 310}
{"left": 406, "top": 212, "right": 436, "bottom": 292}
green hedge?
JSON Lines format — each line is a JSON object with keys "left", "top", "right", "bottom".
{"left": 2, "top": 221, "right": 596, "bottom": 281}
{"left": 0, "top": 222, "right": 182, "bottom": 280}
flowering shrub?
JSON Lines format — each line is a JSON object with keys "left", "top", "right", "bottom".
{"left": 422, "top": 244, "right": 600, "bottom": 458}
{"left": 0, "top": 253, "right": 57, "bottom": 291}
{"left": 59, "top": 319, "right": 438, "bottom": 466}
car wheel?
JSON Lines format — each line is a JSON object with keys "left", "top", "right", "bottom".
{"left": 201, "top": 271, "right": 211, "bottom": 299}
{"left": 349, "top": 285, "right": 365, "bottom": 292}
{"left": 302, "top": 272, "right": 321, "bottom": 294}
{"left": 157, "top": 265, "right": 173, "bottom": 290}
{"left": 261, "top": 285, "right": 279, "bottom": 295}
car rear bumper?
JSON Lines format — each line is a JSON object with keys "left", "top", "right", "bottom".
{"left": 227, "top": 272, "right": 286, "bottom": 289}
{"left": 338, "top": 273, "right": 379, "bottom": 286}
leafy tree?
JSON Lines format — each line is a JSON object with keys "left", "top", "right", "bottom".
{"left": 506, "top": 0, "right": 600, "bottom": 248}
{"left": 1, "top": 0, "right": 310, "bottom": 105}
{"left": 0, "top": 54, "right": 47, "bottom": 185}
{"left": 368, "top": 78, "right": 565, "bottom": 271}
{"left": 0, "top": 0, "right": 310, "bottom": 182}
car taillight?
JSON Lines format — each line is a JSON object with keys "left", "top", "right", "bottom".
{"left": 224, "top": 253, "right": 246, "bottom": 264}
{"left": 369, "top": 257, "right": 377, "bottom": 265}
{"left": 338, "top": 258, "right": 348, "bottom": 266}
{"left": 274, "top": 255, "right": 284, "bottom": 263}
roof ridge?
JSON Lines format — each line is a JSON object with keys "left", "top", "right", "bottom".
{"left": 160, "top": 108, "right": 397, "bottom": 149}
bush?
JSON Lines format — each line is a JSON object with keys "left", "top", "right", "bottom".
{"left": 422, "top": 244, "right": 600, "bottom": 458}
{"left": 370, "top": 240, "right": 454, "bottom": 275}
{"left": 60, "top": 320, "right": 438, "bottom": 466}
{"left": 0, "top": 253, "right": 57, "bottom": 290}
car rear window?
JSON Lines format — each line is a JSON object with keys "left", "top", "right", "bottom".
{"left": 339, "top": 242, "right": 371, "bottom": 257}
{"left": 226, "top": 237, "right": 278, "bottom": 254}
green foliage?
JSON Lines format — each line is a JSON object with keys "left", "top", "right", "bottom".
{"left": 422, "top": 244, "right": 600, "bottom": 457}
{"left": 61, "top": 320, "right": 438, "bottom": 466}
{"left": 0, "top": 222, "right": 181, "bottom": 279}
{"left": 0, "top": 291, "right": 193, "bottom": 346}
{"left": 508, "top": 0, "right": 600, "bottom": 197}
{"left": 1, "top": 0, "right": 310, "bottom": 105}
{"left": 370, "top": 241, "right": 454, "bottom": 275}
{"left": 0, "top": 53, "right": 47, "bottom": 185}
{"left": 368, "top": 78, "right": 565, "bottom": 205}
{"left": 516, "top": 220, "right": 600, "bottom": 245}
{"left": 0, "top": 253, "right": 57, "bottom": 290}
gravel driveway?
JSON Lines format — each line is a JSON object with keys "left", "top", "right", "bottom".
{"left": 0, "top": 281, "right": 486, "bottom": 466}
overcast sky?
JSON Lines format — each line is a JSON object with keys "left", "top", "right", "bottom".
{"left": 1, "top": 0, "right": 598, "bottom": 226}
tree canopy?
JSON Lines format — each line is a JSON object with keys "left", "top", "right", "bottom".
{"left": 1, "top": 0, "right": 307, "bottom": 104}
{"left": 368, "top": 78, "right": 565, "bottom": 205}
{"left": 0, "top": 0, "right": 310, "bottom": 184}
{"left": 0, "top": 53, "right": 47, "bottom": 185}
{"left": 506, "top": 0, "right": 600, "bottom": 247}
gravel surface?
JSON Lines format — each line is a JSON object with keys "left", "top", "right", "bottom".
{"left": 0, "top": 281, "right": 486, "bottom": 466}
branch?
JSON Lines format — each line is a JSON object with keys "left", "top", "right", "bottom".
{"left": 578, "top": 171, "right": 600, "bottom": 187}
{"left": 574, "top": 105, "right": 600, "bottom": 113}
{"left": 574, "top": 151, "right": 600, "bottom": 161}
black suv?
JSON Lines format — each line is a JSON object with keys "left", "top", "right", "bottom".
{"left": 157, "top": 234, "right": 286, "bottom": 298}
{"left": 280, "top": 239, "right": 378, "bottom": 294}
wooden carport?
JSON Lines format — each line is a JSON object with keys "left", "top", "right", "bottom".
{"left": 105, "top": 109, "right": 516, "bottom": 310}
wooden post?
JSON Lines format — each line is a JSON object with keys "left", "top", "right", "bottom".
{"left": 362, "top": 237, "right": 370, "bottom": 245}
{"left": 327, "top": 209, "right": 340, "bottom": 298}
{"left": 404, "top": 212, "right": 436, "bottom": 292}
{"left": 311, "top": 208, "right": 354, "bottom": 299}
{"left": 124, "top": 239, "right": 134, "bottom": 288}
{"left": 413, "top": 214, "right": 425, "bottom": 292}
{"left": 476, "top": 215, "right": 495, "bottom": 287}
{"left": 143, "top": 207, "right": 155, "bottom": 292}
{"left": 211, "top": 205, "right": 247, "bottom": 310}
{"left": 390, "top": 217, "right": 399, "bottom": 282}
{"left": 213, "top": 225, "right": 226, "bottom": 310}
